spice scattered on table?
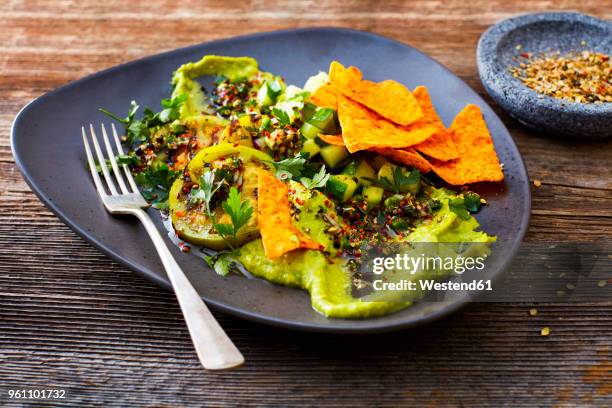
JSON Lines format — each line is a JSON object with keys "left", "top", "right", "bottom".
{"left": 533, "top": 179, "right": 542, "bottom": 188}
{"left": 509, "top": 50, "right": 611, "bottom": 103}
{"left": 598, "top": 280, "right": 607, "bottom": 288}
{"left": 529, "top": 308, "right": 538, "bottom": 316}
{"left": 540, "top": 327, "right": 551, "bottom": 336}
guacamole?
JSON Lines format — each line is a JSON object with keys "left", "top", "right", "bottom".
{"left": 102, "top": 55, "right": 498, "bottom": 319}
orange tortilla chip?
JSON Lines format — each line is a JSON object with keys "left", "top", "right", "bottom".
{"left": 311, "top": 83, "right": 340, "bottom": 110}
{"left": 329, "top": 62, "right": 423, "bottom": 126}
{"left": 430, "top": 104, "right": 504, "bottom": 185}
{"left": 337, "top": 96, "right": 437, "bottom": 153}
{"left": 411, "top": 86, "right": 459, "bottom": 161}
{"left": 257, "top": 170, "right": 322, "bottom": 259}
{"left": 329, "top": 61, "right": 362, "bottom": 88}
{"left": 371, "top": 147, "right": 432, "bottom": 173}
{"left": 318, "top": 134, "right": 345, "bottom": 146}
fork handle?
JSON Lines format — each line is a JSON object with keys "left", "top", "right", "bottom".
{"left": 133, "top": 208, "right": 245, "bottom": 370}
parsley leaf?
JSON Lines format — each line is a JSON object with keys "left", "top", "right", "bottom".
{"left": 268, "top": 153, "right": 308, "bottom": 180}
{"left": 394, "top": 167, "right": 420, "bottom": 191}
{"left": 463, "top": 191, "right": 482, "bottom": 212}
{"left": 159, "top": 93, "right": 188, "bottom": 123}
{"left": 365, "top": 175, "right": 395, "bottom": 193}
{"left": 222, "top": 187, "right": 254, "bottom": 233}
{"left": 300, "top": 165, "right": 330, "bottom": 189}
{"left": 447, "top": 191, "right": 483, "bottom": 220}
{"left": 116, "top": 154, "right": 139, "bottom": 166}
{"left": 204, "top": 251, "right": 236, "bottom": 277}
{"left": 272, "top": 107, "right": 291, "bottom": 126}
{"left": 448, "top": 198, "right": 471, "bottom": 220}
{"left": 99, "top": 100, "right": 139, "bottom": 125}
{"left": 213, "top": 187, "right": 253, "bottom": 246}
{"left": 99, "top": 94, "right": 187, "bottom": 148}
{"left": 133, "top": 162, "right": 180, "bottom": 209}
{"left": 367, "top": 167, "right": 421, "bottom": 194}
{"left": 190, "top": 171, "right": 223, "bottom": 214}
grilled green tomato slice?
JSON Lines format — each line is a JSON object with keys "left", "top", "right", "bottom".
{"left": 169, "top": 144, "right": 273, "bottom": 249}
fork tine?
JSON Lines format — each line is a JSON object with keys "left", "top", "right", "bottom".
{"left": 111, "top": 123, "right": 139, "bottom": 192}
{"left": 101, "top": 124, "right": 129, "bottom": 193}
{"left": 82, "top": 127, "right": 109, "bottom": 198}
{"left": 89, "top": 124, "right": 118, "bottom": 195}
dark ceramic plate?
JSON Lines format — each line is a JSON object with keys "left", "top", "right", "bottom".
{"left": 11, "top": 28, "right": 530, "bottom": 333}
{"left": 477, "top": 12, "right": 612, "bottom": 139}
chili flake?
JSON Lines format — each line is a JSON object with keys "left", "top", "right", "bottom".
{"left": 509, "top": 50, "right": 611, "bottom": 103}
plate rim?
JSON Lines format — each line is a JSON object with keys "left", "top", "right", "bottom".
{"left": 11, "top": 27, "right": 532, "bottom": 333}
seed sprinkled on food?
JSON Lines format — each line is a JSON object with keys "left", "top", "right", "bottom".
{"left": 529, "top": 308, "right": 538, "bottom": 316}
{"left": 540, "top": 327, "right": 551, "bottom": 336}
{"left": 509, "top": 50, "right": 611, "bottom": 103}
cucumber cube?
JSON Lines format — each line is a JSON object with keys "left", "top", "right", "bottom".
{"left": 320, "top": 145, "right": 349, "bottom": 169}
{"left": 355, "top": 160, "right": 376, "bottom": 186}
{"left": 300, "top": 138, "right": 321, "bottom": 158}
{"left": 300, "top": 122, "right": 323, "bottom": 139}
{"left": 326, "top": 175, "right": 358, "bottom": 202}
{"left": 377, "top": 163, "right": 396, "bottom": 184}
{"left": 363, "top": 186, "right": 384, "bottom": 209}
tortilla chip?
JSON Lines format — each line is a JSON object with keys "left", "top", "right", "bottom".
{"left": 257, "top": 170, "right": 323, "bottom": 259}
{"left": 370, "top": 147, "right": 432, "bottom": 173}
{"left": 329, "top": 61, "right": 362, "bottom": 88}
{"left": 311, "top": 83, "right": 340, "bottom": 110}
{"left": 411, "top": 86, "right": 459, "bottom": 161}
{"left": 329, "top": 62, "right": 423, "bottom": 126}
{"left": 430, "top": 104, "right": 504, "bottom": 185}
{"left": 337, "top": 96, "right": 437, "bottom": 153}
{"left": 318, "top": 134, "right": 345, "bottom": 146}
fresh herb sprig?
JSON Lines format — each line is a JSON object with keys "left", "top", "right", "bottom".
{"left": 366, "top": 167, "right": 420, "bottom": 194}
{"left": 213, "top": 187, "right": 254, "bottom": 247}
{"left": 271, "top": 107, "right": 291, "bottom": 127}
{"left": 190, "top": 172, "right": 224, "bottom": 214}
{"left": 206, "top": 188, "right": 253, "bottom": 276}
{"left": 194, "top": 171, "right": 253, "bottom": 276}
{"left": 300, "top": 165, "right": 329, "bottom": 189}
{"left": 448, "top": 191, "right": 482, "bottom": 220}
{"left": 132, "top": 162, "right": 180, "bottom": 210}
{"left": 268, "top": 153, "right": 328, "bottom": 190}
{"left": 268, "top": 153, "right": 308, "bottom": 180}
{"left": 99, "top": 93, "right": 187, "bottom": 148}
{"left": 97, "top": 94, "right": 188, "bottom": 209}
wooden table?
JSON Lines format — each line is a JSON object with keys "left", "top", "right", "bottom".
{"left": 1, "top": 1, "right": 610, "bottom": 406}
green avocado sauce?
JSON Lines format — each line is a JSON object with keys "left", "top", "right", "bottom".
{"left": 172, "top": 55, "right": 259, "bottom": 118}
{"left": 236, "top": 185, "right": 494, "bottom": 319}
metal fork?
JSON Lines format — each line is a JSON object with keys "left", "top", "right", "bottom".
{"left": 83, "top": 123, "right": 244, "bottom": 370}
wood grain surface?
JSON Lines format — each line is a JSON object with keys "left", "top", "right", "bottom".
{"left": 1, "top": 1, "right": 611, "bottom": 406}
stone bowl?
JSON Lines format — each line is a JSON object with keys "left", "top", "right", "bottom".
{"left": 477, "top": 12, "right": 611, "bottom": 139}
